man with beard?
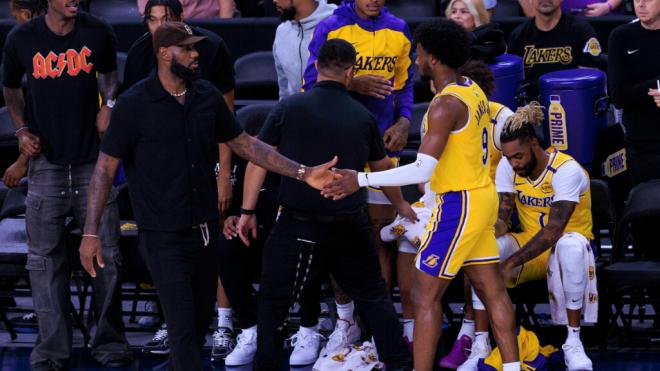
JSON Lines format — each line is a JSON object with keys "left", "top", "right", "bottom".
{"left": 321, "top": 20, "right": 520, "bottom": 371}
{"left": 79, "top": 22, "right": 337, "bottom": 371}
{"left": 2, "top": 0, "right": 130, "bottom": 369}
{"left": 484, "top": 103, "right": 596, "bottom": 371}
{"left": 508, "top": 0, "right": 602, "bottom": 99}
{"left": 124, "top": 0, "right": 238, "bottom": 357}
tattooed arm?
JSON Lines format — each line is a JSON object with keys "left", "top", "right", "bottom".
{"left": 96, "top": 71, "right": 119, "bottom": 137}
{"left": 79, "top": 152, "right": 121, "bottom": 278}
{"left": 502, "top": 200, "right": 577, "bottom": 269}
{"left": 495, "top": 192, "right": 516, "bottom": 237}
{"left": 226, "top": 132, "right": 336, "bottom": 190}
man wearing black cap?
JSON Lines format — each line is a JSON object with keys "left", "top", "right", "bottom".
{"left": 79, "top": 22, "right": 337, "bottom": 371}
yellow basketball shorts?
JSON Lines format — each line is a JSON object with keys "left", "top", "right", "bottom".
{"left": 365, "top": 156, "right": 400, "bottom": 205}
{"left": 415, "top": 183, "right": 499, "bottom": 279}
{"left": 508, "top": 232, "right": 550, "bottom": 287}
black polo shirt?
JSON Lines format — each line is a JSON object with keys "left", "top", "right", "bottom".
{"left": 259, "top": 80, "right": 386, "bottom": 215}
{"left": 123, "top": 26, "right": 235, "bottom": 93}
{"left": 101, "top": 70, "right": 243, "bottom": 231}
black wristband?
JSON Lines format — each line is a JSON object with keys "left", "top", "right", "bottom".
{"left": 240, "top": 208, "right": 256, "bottom": 215}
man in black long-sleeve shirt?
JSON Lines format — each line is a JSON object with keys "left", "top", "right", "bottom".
{"left": 608, "top": 1, "right": 660, "bottom": 186}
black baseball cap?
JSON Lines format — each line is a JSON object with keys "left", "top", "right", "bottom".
{"left": 153, "top": 22, "right": 206, "bottom": 51}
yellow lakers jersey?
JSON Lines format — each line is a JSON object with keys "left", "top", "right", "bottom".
{"left": 488, "top": 101, "right": 513, "bottom": 182}
{"left": 513, "top": 150, "right": 594, "bottom": 240}
{"left": 424, "top": 78, "right": 492, "bottom": 193}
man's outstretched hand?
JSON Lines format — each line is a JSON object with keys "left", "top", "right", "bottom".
{"left": 304, "top": 156, "right": 338, "bottom": 190}
{"left": 321, "top": 168, "right": 360, "bottom": 200}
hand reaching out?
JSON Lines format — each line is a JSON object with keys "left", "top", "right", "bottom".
{"left": 321, "top": 168, "right": 360, "bottom": 200}
{"left": 303, "top": 156, "right": 338, "bottom": 190}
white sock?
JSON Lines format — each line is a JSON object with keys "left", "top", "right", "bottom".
{"left": 566, "top": 325, "right": 581, "bottom": 343}
{"left": 336, "top": 301, "right": 355, "bottom": 322}
{"left": 402, "top": 319, "right": 414, "bottom": 340}
{"left": 502, "top": 361, "right": 521, "bottom": 371}
{"left": 299, "top": 325, "right": 318, "bottom": 336}
{"left": 474, "top": 331, "right": 489, "bottom": 347}
{"left": 218, "top": 307, "right": 233, "bottom": 330}
{"left": 457, "top": 319, "right": 475, "bottom": 340}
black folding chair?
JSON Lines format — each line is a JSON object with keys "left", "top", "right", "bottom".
{"left": 234, "top": 51, "right": 279, "bottom": 102}
{"left": 599, "top": 180, "right": 660, "bottom": 349}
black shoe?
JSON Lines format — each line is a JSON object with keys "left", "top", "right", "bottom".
{"left": 31, "top": 360, "right": 65, "bottom": 371}
{"left": 142, "top": 324, "right": 170, "bottom": 355}
{"left": 96, "top": 356, "right": 132, "bottom": 368}
{"left": 211, "top": 327, "right": 236, "bottom": 362}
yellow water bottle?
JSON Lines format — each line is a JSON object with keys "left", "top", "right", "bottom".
{"left": 548, "top": 94, "right": 568, "bottom": 151}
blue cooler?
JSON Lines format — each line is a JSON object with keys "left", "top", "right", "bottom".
{"left": 539, "top": 69, "right": 608, "bottom": 169}
{"left": 488, "top": 54, "right": 524, "bottom": 110}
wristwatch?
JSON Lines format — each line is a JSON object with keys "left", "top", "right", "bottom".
{"left": 105, "top": 99, "right": 116, "bottom": 109}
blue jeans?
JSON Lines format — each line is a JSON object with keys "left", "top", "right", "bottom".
{"left": 25, "top": 155, "right": 129, "bottom": 368}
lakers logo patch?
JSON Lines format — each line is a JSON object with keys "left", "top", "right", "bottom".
{"left": 588, "top": 265, "right": 595, "bottom": 280}
{"left": 390, "top": 224, "right": 406, "bottom": 237}
{"left": 422, "top": 254, "right": 440, "bottom": 268}
{"left": 583, "top": 37, "right": 602, "bottom": 57}
{"left": 589, "top": 293, "right": 598, "bottom": 304}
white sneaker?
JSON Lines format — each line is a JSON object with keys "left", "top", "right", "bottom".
{"left": 321, "top": 319, "right": 361, "bottom": 356}
{"left": 288, "top": 330, "right": 324, "bottom": 366}
{"left": 563, "top": 340, "right": 593, "bottom": 370}
{"left": 225, "top": 329, "right": 257, "bottom": 366}
{"left": 456, "top": 339, "right": 491, "bottom": 371}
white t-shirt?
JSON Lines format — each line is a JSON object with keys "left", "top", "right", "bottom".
{"left": 495, "top": 155, "right": 588, "bottom": 202}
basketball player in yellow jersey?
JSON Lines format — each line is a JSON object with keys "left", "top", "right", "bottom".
{"left": 322, "top": 20, "right": 519, "bottom": 371}
{"left": 473, "top": 102, "right": 595, "bottom": 371}
{"left": 437, "top": 61, "right": 517, "bottom": 370}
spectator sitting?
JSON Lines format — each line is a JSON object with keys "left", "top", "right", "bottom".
{"left": 508, "top": 0, "right": 602, "bottom": 100}
{"left": 137, "top": 0, "right": 237, "bottom": 18}
{"left": 446, "top": 0, "right": 506, "bottom": 62}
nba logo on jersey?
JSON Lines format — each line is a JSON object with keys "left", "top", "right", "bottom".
{"left": 422, "top": 254, "right": 440, "bottom": 268}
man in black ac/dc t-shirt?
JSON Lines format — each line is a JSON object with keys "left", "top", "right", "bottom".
{"left": 2, "top": 1, "right": 130, "bottom": 369}
{"left": 508, "top": 0, "right": 603, "bottom": 99}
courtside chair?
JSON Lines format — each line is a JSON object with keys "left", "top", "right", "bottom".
{"left": 599, "top": 180, "right": 660, "bottom": 349}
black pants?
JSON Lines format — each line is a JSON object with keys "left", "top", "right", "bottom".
{"left": 139, "top": 223, "right": 219, "bottom": 371}
{"left": 218, "top": 217, "right": 322, "bottom": 329}
{"left": 626, "top": 145, "right": 660, "bottom": 187}
{"left": 254, "top": 209, "right": 411, "bottom": 370}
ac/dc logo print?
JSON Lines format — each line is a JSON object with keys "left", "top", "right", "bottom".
{"left": 32, "top": 47, "right": 93, "bottom": 79}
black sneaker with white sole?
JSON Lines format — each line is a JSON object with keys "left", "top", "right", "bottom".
{"left": 211, "top": 327, "right": 236, "bottom": 362}
{"left": 142, "top": 324, "right": 169, "bottom": 355}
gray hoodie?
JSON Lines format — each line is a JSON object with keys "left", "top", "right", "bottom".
{"left": 273, "top": 0, "right": 337, "bottom": 100}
